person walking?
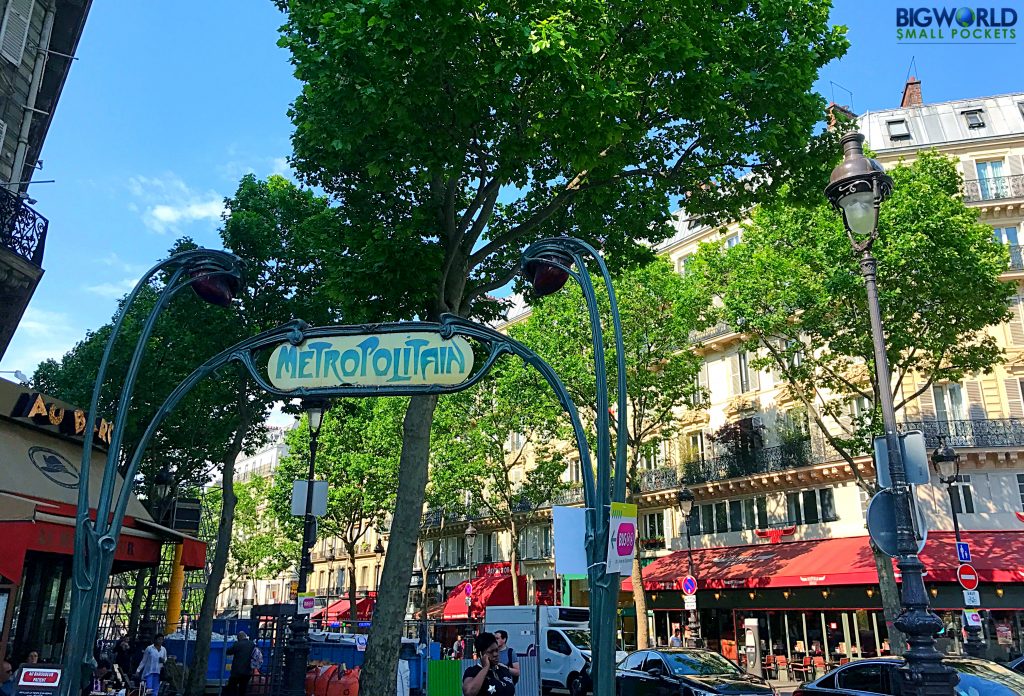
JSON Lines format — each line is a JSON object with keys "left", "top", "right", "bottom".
{"left": 669, "top": 628, "right": 683, "bottom": 648}
{"left": 493, "top": 630, "right": 520, "bottom": 681}
{"left": 452, "top": 634, "right": 465, "bottom": 660}
{"left": 135, "top": 635, "right": 167, "bottom": 696}
{"left": 1, "top": 660, "right": 15, "bottom": 696}
{"left": 462, "top": 632, "right": 515, "bottom": 696}
{"left": 223, "top": 632, "right": 256, "bottom": 696}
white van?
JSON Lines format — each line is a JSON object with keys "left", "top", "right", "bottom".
{"left": 485, "top": 605, "right": 623, "bottom": 696}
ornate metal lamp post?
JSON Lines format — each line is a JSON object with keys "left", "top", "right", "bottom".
{"left": 62, "top": 249, "right": 243, "bottom": 696}
{"left": 825, "top": 132, "right": 956, "bottom": 695}
{"left": 931, "top": 439, "right": 984, "bottom": 658}
{"left": 521, "top": 237, "right": 628, "bottom": 695}
{"left": 676, "top": 488, "right": 701, "bottom": 647}
{"left": 374, "top": 537, "right": 386, "bottom": 597}
{"left": 464, "top": 523, "right": 477, "bottom": 614}
{"left": 285, "top": 398, "right": 329, "bottom": 696}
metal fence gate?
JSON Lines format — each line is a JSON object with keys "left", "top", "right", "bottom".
{"left": 251, "top": 603, "right": 297, "bottom": 696}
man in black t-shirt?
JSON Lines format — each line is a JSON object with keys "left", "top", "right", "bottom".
{"left": 462, "top": 632, "right": 516, "bottom": 696}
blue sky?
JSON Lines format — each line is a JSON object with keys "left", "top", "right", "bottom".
{"left": 1, "top": 0, "right": 1021, "bottom": 376}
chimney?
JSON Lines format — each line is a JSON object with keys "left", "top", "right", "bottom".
{"left": 826, "top": 102, "right": 856, "bottom": 131}
{"left": 901, "top": 76, "right": 922, "bottom": 107}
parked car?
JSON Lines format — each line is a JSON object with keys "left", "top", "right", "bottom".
{"left": 615, "top": 648, "right": 775, "bottom": 696}
{"left": 1008, "top": 655, "right": 1024, "bottom": 674}
{"left": 793, "top": 656, "right": 1024, "bottom": 695}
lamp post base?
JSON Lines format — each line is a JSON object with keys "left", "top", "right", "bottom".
{"left": 964, "top": 626, "right": 985, "bottom": 659}
{"left": 283, "top": 616, "right": 310, "bottom": 696}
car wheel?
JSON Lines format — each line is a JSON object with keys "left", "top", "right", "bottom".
{"left": 568, "top": 672, "right": 587, "bottom": 696}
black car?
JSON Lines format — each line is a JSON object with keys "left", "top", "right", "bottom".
{"left": 615, "top": 648, "right": 775, "bottom": 696}
{"left": 793, "top": 656, "right": 1024, "bottom": 695}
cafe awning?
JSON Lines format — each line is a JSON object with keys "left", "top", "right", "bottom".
{"left": 441, "top": 574, "right": 528, "bottom": 621}
{"left": 628, "top": 532, "right": 1024, "bottom": 592}
{"left": 312, "top": 596, "right": 376, "bottom": 622}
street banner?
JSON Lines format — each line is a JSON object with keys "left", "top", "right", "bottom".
{"left": 606, "top": 502, "right": 638, "bottom": 576}
{"left": 297, "top": 592, "right": 316, "bottom": 614}
{"left": 553, "top": 506, "right": 588, "bottom": 575}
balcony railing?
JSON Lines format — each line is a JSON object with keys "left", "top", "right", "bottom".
{"left": 0, "top": 186, "right": 48, "bottom": 266}
{"left": 963, "top": 175, "right": 1024, "bottom": 203}
{"left": 689, "top": 321, "right": 734, "bottom": 344}
{"left": 900, "top": 418, "right": 1024, "bottom": 449}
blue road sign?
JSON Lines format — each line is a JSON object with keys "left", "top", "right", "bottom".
{"left": 957, "top": 542, "right": 972, "bottom": 564}
{"left": 682, "top": 575, "right": 698, "bottom": 596}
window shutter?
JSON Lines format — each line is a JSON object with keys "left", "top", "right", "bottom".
{"left": 730, "top": 354, "right": 741, "bottom": 396}
{"left": 960, "top": 157, "right": 977, "bottom": 180}
{"left": 0, "top": 120, "right": 7, "bottom": 151}
{"left": 964, "top": 380, "right": 986, "bottom": 420}
{"left": 0, "top": 0, "right": 33, "bottom": 65}
{"left": 1009, "top": 154, "right": 1024, "bottom": 177}
{"left": 1005, "top": 378, "right": 1024, "bottom": 419}
{"left": 917, "top": 384, "right": 937, "bottom": 420}
{"left": 750, "top": 363, "right": 761, "bottom": 392}
{"left": 1010, "top": 297, "right": 1024, "bottom": 346}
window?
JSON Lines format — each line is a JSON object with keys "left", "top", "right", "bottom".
{"left": 714, "top": 502, "right": 728, "bottom": 533}
{"left": 785, "top": 339, "right": 804, "bottom": 369}
{"left": 933, "top": 383, "right": 965, "bottom": 422}
{"left": 642, "top": 511, "right": 665, "bottom": 540}
{"left": 1017, "top": 474, "right": 1024, "bottom": 510}
{"left": 787, "top": 488, "right": 837, "bottom": 525}
{"left": 681, "top": 431, "right": 705, "bottom": 464}
{"left": 886, "top": 119, "right": 911, "bottom": 140}
{"left": 643, "top": 441, "right": 668, "bottom": 470}
{"left": 962, "top": 109, "right": 986, "bottom": 129}
{"left": 700, "top": 503, "right": 714, "bottom": 534}
{"left": 547, "top": 630, "right": 572, "bottom": 656}
{"left": 951, "top": 475, "right": 975, "bottom": 514}
{"left": 642, "top": 655, "right": 668, "bottom": 675}
{"left": 850, "top": 395, "right": 873, "bottom": 420}
{"left": 836, "top": 663, "right": 890, "bottom": 693}
{"left": 725, "top": 233, "right": 740, "bottom": 248}
{"left": 729, "top": 500, "right": 744, "bottom": 532}
{"left": 621, "top": 651, "right": 647, "bottom": 671}
{"left": 994, "top": 227, "right": 1022, "bottom": 268}
{"left": 745, "top": 496, "right": 769, "bottom": 529}
{"left": 540, "top": 525, "right": 552, "bottom": 557}
{"left": 737, "top": 351, "right": 751, "bottom": 393}
{"left": 457, "top": 536, "right": 468, "bottom": 565}
{"left": 677, "top": 255, "right": 693, "bottom": 275}
{"left": 510, "top": 431, "right": 525, "bottom": 451}
{"left": 976, "top": 160, "right": 1009, "bottom": 200}
{"left": 564, "top": 455, "right": 582, "bottom": 484}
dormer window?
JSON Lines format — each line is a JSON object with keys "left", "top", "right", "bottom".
{"left": 962, "top": 109, "right": 985, "bottom": 129}
{"left": 886, "top": 119, "right": 911, "bottom": 141}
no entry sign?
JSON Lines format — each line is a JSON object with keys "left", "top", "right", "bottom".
{"left": 957, "top": 564, "right": 980, "bottom": 591}
{"left": 682, "top": 575, "right": 698, "bottom": 596}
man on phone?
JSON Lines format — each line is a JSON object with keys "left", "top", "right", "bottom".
{"left": 462, "top": 632, "right": 515, "bottom": 696}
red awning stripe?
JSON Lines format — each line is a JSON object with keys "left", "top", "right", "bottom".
{"left": 630, "top": 531, "right": 1024, "bottom": 592}
{"left": 442, "top": 574, "right": 528, "bottom": 620}
{"left": 312, "top": 596, "right": 375, "bottom": 622}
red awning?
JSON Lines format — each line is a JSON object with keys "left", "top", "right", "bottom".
{"left": 442, "top": 573, "right": 528, "bottom": 620}
{"left": 628, "top": 532, "right": 1024, "bottom": 592}
{"left": 312, "top": 596, "right": 376, "bottom": 622}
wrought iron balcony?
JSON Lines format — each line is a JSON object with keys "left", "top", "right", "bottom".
{"left": 0, "top": 186, "right": 47, "bottom": 266}
{"left": 900, "top": 418, "right": 1024, "bottom": 449}
{"left": 689, "top": 321, "right": 735, "bottom": 344}
{"left": 963, "top": 175, "right": 1024, "bottom": 203}
{"left": 548, "top": 485, "right": 584, "bottom": 506}
{"left": 1007, "top": 245, "right": 1023, "bottom": 271}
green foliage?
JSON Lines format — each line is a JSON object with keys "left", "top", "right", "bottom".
{"left": 685, "top": 150, "right": 1012, "bottom": 478}
{"left": 512, "top": 258, "right": 707, "bottom": 485}
{"left": 269, "top": 400, "right": 405, "bottom": 542}
{"left": 276, "top": 0, "right": 849, "bottom": 323}
{"left": 229, "top": 476, "right": 298, "bottom": 582}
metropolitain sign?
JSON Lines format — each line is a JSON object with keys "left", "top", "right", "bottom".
{"left": 266, "top": 332, "right": 475, "bottom": 389}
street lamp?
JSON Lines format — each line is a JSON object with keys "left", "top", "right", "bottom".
{"left": 464, "top": 523, "right": 478, "bottom": 613}
{"left": 676, "top": 488, "right": 701, "bottom": 648}
{"left": 62, "top": 248, "right": 243, "bottom": 696}
{"left": 826, "top": 132, "right": 955, "bottom": 695}
{"left": 932, "top": 439, "right": 984, "bottom": 658}
{"left": 522, "top": 237, "right": 628, "bottom": 696}
{"left": 286, "top": 398, "right": 330, "bottom": 696}
{"left": 374, "top": 537, "right": 386, "bottom": 595}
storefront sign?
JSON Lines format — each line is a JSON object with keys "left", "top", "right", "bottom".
{"left": 13, "top": 666, "right": 62, "bottom": 696}
{"left": 606, "top": 502, "right": 637, "bottom": 576}
{"left": 10, "top": 393, "right": 114, "bottom": 445}
{"left": 476, "top": 561, "right": 518, "bottom": 578}
{"left": 267, "top": 333, "right": 474, "bottom": 389}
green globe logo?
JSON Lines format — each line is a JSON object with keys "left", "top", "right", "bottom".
{"left": 955, "top": 7, "right": 976, "bottom": 27}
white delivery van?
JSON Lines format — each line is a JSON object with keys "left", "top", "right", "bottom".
{"left": 485, "top": 605, "right": 624, "bottom": 696}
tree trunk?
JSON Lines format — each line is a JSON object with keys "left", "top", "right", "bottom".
{"left": 631, "top": 554, "right": 651, "bottom": 649}
{"left": 126, "top": 569, "right": 149, "bottom": 640}
{"left": 186, "top": 395, "right": 251, "bottom": 696}
{"left": 346, "top": 541, "right": 358, "bottom": 624}
{"left": 140, "top": 560, "right": 162, "bottom": 628}
{"left": 871, "top": 542, "right": 907, "bottom": 655}
{"left": 509, "top": 522, "right": 521, "bottom": 606}
{"left": 359, "top": 395, "right": 438, "bottom": 696}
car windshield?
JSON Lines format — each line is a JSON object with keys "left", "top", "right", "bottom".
{"left": 563, "top": 630, "right": 592, "bottom": 650}
{"left": 946, "top": 659, "right": 1024, "bottom": 696}
{"left": 663, "top": 651, "right": 742, "bottom": 677}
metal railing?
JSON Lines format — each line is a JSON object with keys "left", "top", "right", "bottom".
{"left": 900, "top": 418, "right": 1024, "bottom": 449}
{"left": 963, "top": 174, "right": 1024, "bottom": 203}
{"left": 0, "top": 186, "right": 48, "bottom": 266}
{"left": 689, "top": 321, "right": 735, "bottom": 344}
{"left": 1007, "top": 245, "right": 1023, "bottom": 270}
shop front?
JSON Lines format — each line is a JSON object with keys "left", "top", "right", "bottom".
{"left": 636, "top": 532, "right": 1024, "bottom": 663}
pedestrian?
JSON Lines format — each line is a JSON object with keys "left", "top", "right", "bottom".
{"left": 23, "top": 651, "right": 39, "bottom": 666}
{"left": 1, "top": 660, "right": 14, "bottom": 696}
{"left": 223, "top": 632, "right": 256, "bottom": 696}
{"left": 669, "top": 629, "right": 683, "bottom": 648}
{"left": 452, "top": 634, "right": 465, "bottom": 659}
{"left": 135, "top": 635, "right": 166, "bottom": 696}
{"left": 82, "top": 660, "right": 112, "bottom": 696}
{"left": 493, "top": 630, "right": 519, "bottom": 681}
{"left": 462, "top": 632, "right": 515, "bottom": 696}
{"left": 113, "top": 637, "right": 133, "bottom": 680}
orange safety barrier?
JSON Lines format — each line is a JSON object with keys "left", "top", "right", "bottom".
{"left": 327, "top": 667, "right": 360, "bottom": 696}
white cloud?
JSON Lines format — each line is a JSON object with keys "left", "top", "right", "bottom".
{"left": 0, "top": 307, "right": 84, "bottom": 374}
{"left": 126, "top": 173, "right": 224, "bottom": 234}
{"left": 270, "top": 157, "right": 290, "bottom": 176}
{"left": 84, "top": 278, "right": 137, "bottom": 299}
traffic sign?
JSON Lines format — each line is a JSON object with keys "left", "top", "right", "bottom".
{"left": 866, "top": 489, "right": 927, "bottom": 558}
{"left": 956, "top": 542, "right": 971, "bottom": 563}
{"left": 874, "top": 431, "right": 930, "bottom": 487}
{"left": 964, "top": 610, "right": 983, "bottom": 628}
{"left": 957, "top": 564, "right": 980, "bottom": 591}
{"left": 683, "top": 595, "right": 697, "bottom": 610}
{"left": 681, "top": 575, "right": 698, "bottom": 596}
{"left": 963, "top": 590, "right": 981, "bottom": 607}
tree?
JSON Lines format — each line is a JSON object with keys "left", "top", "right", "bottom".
{"left": 506, "top": 258, "right": 706, "bottom": 648}
{"left": 684, "top": 149, "right": 1012, "bottom": 652}
{"left": 275, "top": 0, "right": 848, "bottom": 688}
{"left": 269, "top": 399, "right": 404, "bottom": 623}
{"left": 228, "top": 476, "right": 298, "bottom": 606}
{"left": 429, "top": 358, "right": 569, "bottom": 605}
